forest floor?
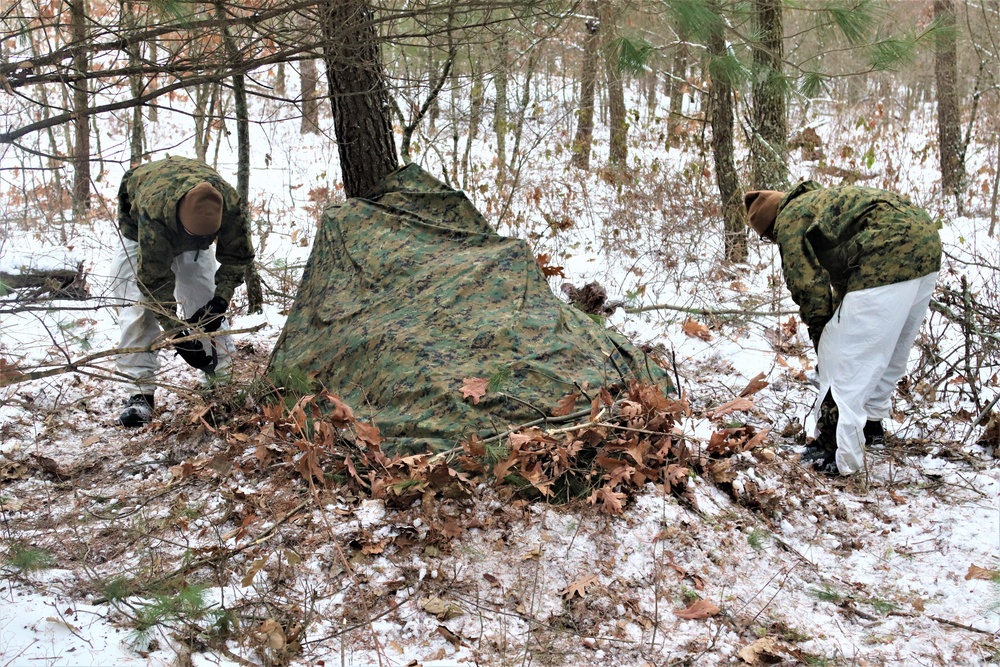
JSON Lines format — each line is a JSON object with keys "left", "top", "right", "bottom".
{"left": 2, "top": 91, "right": 1000, "bottom": 666}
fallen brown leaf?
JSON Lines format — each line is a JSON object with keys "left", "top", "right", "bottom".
{"left": 738, "top": 372, "right": 769, "bottom": 397}
{"left": 674, "top": 598, "right": 720, "bottom": 619}
{"left": 965, "top": 564, "right": 999, "bottom": 581}
{"left": 737, "top": 636, "right": 784, "bottom": 665}
{"left": 682, "top": 318, "right": 712, "bottom": 341}
{"left": 460, "top": 377, "right": 489, "bottom": 405}
{"left": 561, "top": 573, "right": 598, "bottom": 600}
{"left": 552, "top": 392, "right": 580, "bottom": 417}
{"left": 707, "top": 397, "right": 755, "bottom": 420}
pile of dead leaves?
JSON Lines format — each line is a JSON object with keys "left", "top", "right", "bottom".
{"left": 239, "top": 377, "right": 774, "bottom": 516}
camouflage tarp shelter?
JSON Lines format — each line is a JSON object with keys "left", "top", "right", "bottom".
{"left": 269, "top": 164, "right": 671, "bottom": 454}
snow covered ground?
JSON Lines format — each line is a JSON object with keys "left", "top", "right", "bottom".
{"left": 2, "top": 74, "right": 1000, "bottom": 666}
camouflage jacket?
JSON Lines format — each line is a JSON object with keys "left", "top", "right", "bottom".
{"left": 117, "top": 157, "right": 254, "bottom": 328}
{"left": 775, "top": 181, "right": 942, "bottom": 346}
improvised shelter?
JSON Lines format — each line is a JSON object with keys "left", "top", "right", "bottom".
{"left": 269, "top": 165, "right": 671, "bottom": 454}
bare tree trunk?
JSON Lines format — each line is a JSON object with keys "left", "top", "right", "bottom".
{"left": 321, "top": 0, "right": 398, "bottom": 199}
{"left": 300, "top": 58, "right": 321, "bottom": 134}
{"left": 275, "top": 61, "right": 286, "bottom": 98}
{"left": 216, "top": 0, "right": 263, "bottom": 313}
{"left": 147, "top": 39, "right": 158, "bottom": 122}
{"left": 69, "top": 0, "right": 90, "bottom": 220}
{"left": 934, "top": 0, "right": 963, "bottom": 201}
{"left": 462, "top": 64, "right": 484, "bottom": 188}
{"left": 749, "top": 0, "right": 787, "bottom": 189}
{"left": 601, "top": 1, "right": 627, "bottom": 167}
{"left": 707, "top": 2, "right": 746, "bottom": 263}
{"left": 509, "top": 47, "right": 538, "bottom": 171}
{"left": 193, "top": 83, "right": 219, "bottom": 162}
{"left": 666, "top": 28, "right": 688, "bottom": 148}
{"left": 123, "top": 0, "right": 144, "bottom": 166}
{"left": 493, "top": 32, "right": 509, "bottom": 174}
{"left": 570, "top": 3, "right": 600, "bottom": 170}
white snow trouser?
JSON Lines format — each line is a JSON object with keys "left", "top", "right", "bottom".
{"left": 811, "top": 272, "right": 938, "bottom": 475}
{"left": 111, "top": 238, "right": 234, "bottom": 395}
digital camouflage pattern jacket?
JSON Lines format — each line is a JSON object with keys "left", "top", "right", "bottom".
{"left": 775, "top": 181, "right": 942, "bottom": 345}
{"left": 117, "top": 156, "right": 254, "bottom": 328}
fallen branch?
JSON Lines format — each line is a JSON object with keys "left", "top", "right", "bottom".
{"left": 0, "top": 323, "right": 267, "bottom": 388}
{"left": 625, "top": 302, "right": 796, "bottom": 318}
{"left": 928, "top": 615, "right": 996, "bottom": 635}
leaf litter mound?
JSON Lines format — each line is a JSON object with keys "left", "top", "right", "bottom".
{"left": 240, "top": 373, "right": 780, "bottom": 518}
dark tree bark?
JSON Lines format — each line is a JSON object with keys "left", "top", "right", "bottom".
{"left": 69, "top": 0, "right": 90, "bottom": 219}
{"left": 749, "top": 0, "right": 788, "bottom": 189}
{"left": 570, "top": 2, "right": 600, "bottom": 170}
{"left": 934, "top": 0, "right": 963, "bottom": 199}
{"left": 706, "top": 2, "right": 746, "bottom": 263}
{"left": 321, "top": 0, "right": 398, "bottom": 199}
{"left": 601, "top": 1, "right": 627, "bottom": 167}
{"left": 300, "top": 58, "right": 321, "bottom": 134}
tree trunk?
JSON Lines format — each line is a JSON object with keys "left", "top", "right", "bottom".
{"left": 147, "top": 39, "right": 158, "bottom": 122}
{"left": 509, "top": 47, "right": 538, "bottom": 171}
{"left": 216, "top": 0, "right": 263, "bottom": 314}
{"left": 749, "top": 0, "right": 788, "bottom": 189}
{"left": 123, "top": 0, "right": 144, "bottom": 166}
{"left": 300, "top": 58, "right": 321, "bottom": 134}
{"left": 493, "top": 32, "right": 509, "bottom": 174}
{"left": 193, "top": 83, "right": 218, "bottom": 162}
{"left": 666, "top": 28, "right": 688, "bottom": 149}
{"left": 69, "top": 0, "right": 90, "bottom": 220}
{"left": 601, "top": 1, "right": 627, "bottom": 167}
{"left": 934, "top": 0, "right": 963, "bottom": 199}
{"left": 707, "top": 3, "right": 746, "bottom": 263}
{"left": 570, "top": 3, "right": 600, "bottom": 171}
{"left": 321, "top": 0, "right": 398, "bottom": 199}
{"left": 275, "top": 61, "right": 286, "bottom": 98}
{"left": 461, "top": 64, "right": 484, "bottom": 188}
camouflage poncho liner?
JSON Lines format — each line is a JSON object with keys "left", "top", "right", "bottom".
{"left": 269, "top": 164, "right": 671, "bottom": 454}
{"left": 775, "top": 181, "right": 942, "bottom": 345}
{"left": 117, "top": 156, "right": 254, "bottom": 328}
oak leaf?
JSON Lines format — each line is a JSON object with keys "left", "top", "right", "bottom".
{"left": 965, "top": 564, "right": 999, "bottom": 580}
{"left": 353, "top": 420, "right": 383, "bottom": 448}
{"left": 738, "top": 372, "right": 769, "bottom": 397}
{"left": 707, "top": 397, "right": 755, "bottom": 419}
{"left": 588, "top": 486, "right": 626, "bottom": 514}
{"left": 460, "top": 377, "right": 489, "bottom": 404}
{"left": 561, "top": 573, "right": 599, "bottom": 600}
{"left": 674, "top": 598, "right": 720, "bottom": 619}
{"left": 552, "top": 392, "right": 580, "bottom": 417}
{"left": 682, "top": 318, "right": 712, "bottom": 341}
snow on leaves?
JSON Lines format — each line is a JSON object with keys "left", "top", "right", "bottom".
{"left": 247, "top": 378, "right": 777, "bottom": 520}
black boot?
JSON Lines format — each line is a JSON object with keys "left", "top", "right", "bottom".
{"left": 864, "top": 420, "right": 885, "bottom": 448}
{"left": 801, "top": 441, "right": 839, "bottom": 475}
{"left": 117, "top": 394, "right": 155, "bottom": 427}
{"left": 804, "top": 391, "right": 841, "bottom": 475}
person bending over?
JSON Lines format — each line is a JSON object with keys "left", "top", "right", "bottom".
{"left": 744, "top": 182, "right": 941, "bottom": 475}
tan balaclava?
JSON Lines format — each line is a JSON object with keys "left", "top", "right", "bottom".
{"left": 178, "top": 182, "right": 223, "bottom": 237}
{"left": 743, "top": 190, "right": 783, "bottom": 238}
